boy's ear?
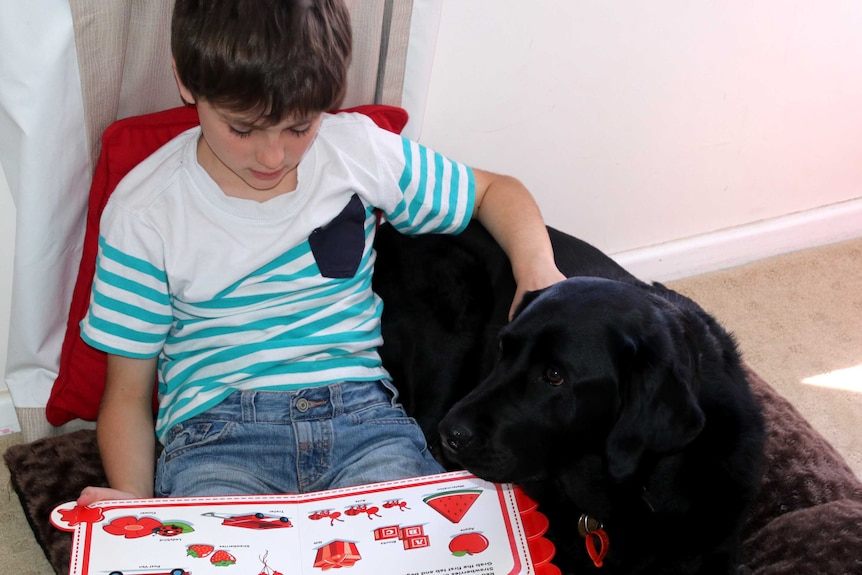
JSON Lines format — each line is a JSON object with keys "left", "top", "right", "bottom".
{"left": 171, "top": 58, "right": 196, "bottom": 105}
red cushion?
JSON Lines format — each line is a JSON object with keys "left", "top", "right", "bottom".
{"left": 46, "top": 104, "right": 409, "bottom": 425}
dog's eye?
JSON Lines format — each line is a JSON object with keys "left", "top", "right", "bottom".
{"left": 544, "top": 367, "right": 564, "bottom": 387}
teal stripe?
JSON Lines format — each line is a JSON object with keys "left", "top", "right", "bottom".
{"left": 168, "top": 301, "right": 362, "bottom": 359}
{"left": 188, "top": 263, "right": 319, "bottom": 310}
{"left": 385, "top": 197, "right": 410, "bottom": 226}
{"left": 164, "top": 312, "right": 380, "bottom": 383}
{"left": 393, "top": 138, "right": 432, "bottom": 221}
{"left": 397, "top": 136, "right": 413, "bottom": 191}
{"left": 172, "top": 287, "right": 332, "bottom": 337}
{"left": 165, "top": 273, "right": 376, "bottom": 371}
{"left": 189, "top": 230, "right": 372, "bottom": 310}
{"left": 96, "top": 265, "right": 171, "bottom": 306}
{"left": 93, "top": 291, "right": 172, "bottom": 326}
{"left": 260, "top": 261, "right": 320, "bottom": 285}
{"left": 391, "top": 137, "right": 413, "bottom": 222}
{"left": 455, "top": 166, "right": 477, "bottom": 233}
{"left": 415, "top": 142, "right": 429, "bottom": 215}
{"left": 99, "top": 235, "right": 166, "bottom": 282}
{"left": 260, "top": 237, "right": 371, "bottom": 285}
{"left": 249, "top": 354, "right": 381, "bottom": 380}
{"left": 412, "top": 151, "right": 446, "bottom": 230}
{"left": 80, "top": 333, "right": 158, "bottom": 359}
{"left": 171, "top": 261, "right": 373, "bottom": 340}
{"left": 389, "top": 139, "right": 475, "bottom": 235}
{"left": 211, "top": 242, "right": 311, "bottom": 300}
{"left": 85, "top": 311, "right": 167, "bottom": 345}
{"left": 175, "top": 238, "right": 373, "bottom": 314}
{"left": 164, "top": 304, "right": 380, "bottom": 386}
{"left": 438, "top": 158, "right": 462, "bottom": 231}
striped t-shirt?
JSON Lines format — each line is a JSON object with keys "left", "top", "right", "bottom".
{"left": 80, "top": 111, "right": 475, "bottom": 442}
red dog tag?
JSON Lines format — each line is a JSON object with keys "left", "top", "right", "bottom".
{"left": 585, "top": 528, "right": 610, "bottom": 568}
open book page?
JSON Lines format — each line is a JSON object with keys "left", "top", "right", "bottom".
{"left": 52, "top": 471, "right": 558, "bottom": 575}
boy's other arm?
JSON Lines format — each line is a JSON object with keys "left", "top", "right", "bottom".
{"left": 471, "top": 168, "right": 566, "bottom": 317}
{"left": 78, "top": 354, "right": 158, "bottom": 505}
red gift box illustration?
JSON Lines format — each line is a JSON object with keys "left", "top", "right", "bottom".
{"left": 402, "top": 534, "right": 430, "bottom": 550}
{"left": 314, "top": 540, "right": 362, "bottom": 570}
{"left": 397, "top": 525, "right": 425, "bottom": 539}
{"left": 373, "top": 525, "right": 400, "bottom": 540}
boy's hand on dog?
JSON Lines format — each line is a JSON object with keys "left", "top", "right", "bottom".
{"left": 510, "top": 267, "right": 566, "bottom": 320}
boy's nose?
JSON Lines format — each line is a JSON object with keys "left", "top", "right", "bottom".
{"left": 256, "top": 136, "right": 286, "bottom": 169}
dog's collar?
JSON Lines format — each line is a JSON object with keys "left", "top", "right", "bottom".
{"left": 576, "top": 484, "right": 657, "bottom": 568}
{"left": 578, "top": 513, "right": 609, "bottom": 568}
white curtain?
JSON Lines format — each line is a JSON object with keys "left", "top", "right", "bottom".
{"left": 0, "top": 0, "right": 91, "bottom": 439}
{"left": 0, "top": 0, "right": 442, "bottom": 441}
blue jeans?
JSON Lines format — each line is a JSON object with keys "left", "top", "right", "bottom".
{"left": 154, "top": 380, "right": 444, "bottom": 496}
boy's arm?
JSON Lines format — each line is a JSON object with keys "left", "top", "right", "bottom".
{"left": 472, "top": 168, "right": 566, "bottom": 317}
{"left": 79, "top": 354, "right": 158, "bottom": 505}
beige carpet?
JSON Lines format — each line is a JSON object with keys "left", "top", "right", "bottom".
{"left": 668, "top": 237, "right": 862, "bottom": 480}
{"left": 1, "top": 237, "right": 860, "bottom": 574}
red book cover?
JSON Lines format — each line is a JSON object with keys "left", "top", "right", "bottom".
{"left": 52, "top": 471, "right": 559, "bottom": 575}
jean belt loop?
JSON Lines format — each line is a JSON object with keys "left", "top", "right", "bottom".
{"left": 241, "top": 389, "right": 256, "bottom": 422}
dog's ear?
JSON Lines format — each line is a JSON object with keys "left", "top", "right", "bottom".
{"left": 605, "top": 329, "right": 705, "bottom": 482}
{"left": 511, "top": 288, "right": 544, "bottom": 320}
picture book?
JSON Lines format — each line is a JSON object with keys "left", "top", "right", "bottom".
{"left": 51, "top": 470, "right": 559, "bottom": 575}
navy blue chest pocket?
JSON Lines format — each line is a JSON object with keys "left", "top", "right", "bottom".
{"left": 309, "top": 194, "right": 367, "bottom": 278}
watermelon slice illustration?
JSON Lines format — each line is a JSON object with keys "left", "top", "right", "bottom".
{"left": 423, "top": 489, "right": 482, "bottom": 523}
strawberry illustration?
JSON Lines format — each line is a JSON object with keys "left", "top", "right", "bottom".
{"left": 211, "top": 549, "right": 237, "bottom": 567}
{"left": 187, "top": 543, "right": 215, "bottom": 558}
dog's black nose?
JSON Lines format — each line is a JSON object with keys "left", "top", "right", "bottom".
{"left": 440, "top": 426, "right": 473, "bottom": 453}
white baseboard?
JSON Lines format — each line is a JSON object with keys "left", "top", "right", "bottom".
{"left": 611, "top": 198, "right": 862, "bottom": 283}
{"left": 0, "top": 390, "right": 21, "bottom": 435}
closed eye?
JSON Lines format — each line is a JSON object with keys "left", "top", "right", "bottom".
{"left": 288, "top": 124, "right": 313, "bottom": 137}
{"left": 229, "top": 125, "right": 252, "bottom": 138}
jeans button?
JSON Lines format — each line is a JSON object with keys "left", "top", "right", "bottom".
{"left": 296, "top": 398, "right": 310, "bottom": 412}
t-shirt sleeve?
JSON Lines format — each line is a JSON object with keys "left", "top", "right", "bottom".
{"left": 366, "top": 121, "right": 476, "bottom": 236}
{"left": 80, "top": 201, "right": 172, "bottom": 358}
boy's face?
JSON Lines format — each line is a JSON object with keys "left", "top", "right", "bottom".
{"left": 193, "top": 98, "right": 323, "bottom": 200}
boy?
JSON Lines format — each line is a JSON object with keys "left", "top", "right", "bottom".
{"left": 78, "top": 0, "right": 564, "bottom": 504}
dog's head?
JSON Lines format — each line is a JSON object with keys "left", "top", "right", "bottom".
{"left": 438, "top": 277, "right": 705, "bottom": 484}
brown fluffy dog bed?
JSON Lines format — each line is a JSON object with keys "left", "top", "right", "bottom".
{"left": 5, "top": 368, "right": 862, "bottom": 575}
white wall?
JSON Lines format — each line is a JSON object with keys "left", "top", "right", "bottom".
{"left": 418, "top": 0, "right": 862, "bottom": 279}
{"left": 0, "top": 163, "right": 18, "bottom": 432}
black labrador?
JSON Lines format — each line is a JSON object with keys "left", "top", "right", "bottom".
{"left": 373, "top": 221, "right": 765, "bottom": 575}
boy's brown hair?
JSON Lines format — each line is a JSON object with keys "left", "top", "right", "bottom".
{"left": 171, "top": 0, "right": 352, "bottom": 123}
